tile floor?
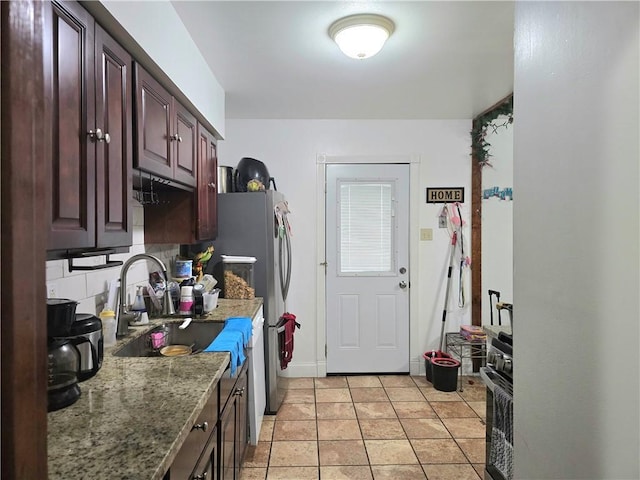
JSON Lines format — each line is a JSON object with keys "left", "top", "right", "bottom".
{"left": 240, "top": 375, "right": 487, "bottom": 480}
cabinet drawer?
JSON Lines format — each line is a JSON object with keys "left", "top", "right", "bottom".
{"left": 170, "top": 386, "right": 219, "bottom": 480}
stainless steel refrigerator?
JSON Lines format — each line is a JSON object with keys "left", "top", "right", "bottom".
{"left": 210, "top": 191, "right": 292, "bottom": 414}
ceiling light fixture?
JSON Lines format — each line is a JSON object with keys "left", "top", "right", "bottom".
{"left": 329, "top": 14, "right": 395, "bottom": 60}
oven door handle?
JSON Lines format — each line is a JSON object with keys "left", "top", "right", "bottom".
{"left": 480, "top": 367, "right": 500, "bottom": 393}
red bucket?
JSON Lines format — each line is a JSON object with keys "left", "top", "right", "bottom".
{"left": 423, "top": 350, "right": 452, "bottom": 383}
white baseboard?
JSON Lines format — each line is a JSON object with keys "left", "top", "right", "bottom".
{"left": 278, "top": 362, "right": 320, "bottom": 378}
{"left": 278, "top": 360, "right": 426, "bottom": 378}
{"left": 410, "top": 359, "right": 423, "bottom": 376}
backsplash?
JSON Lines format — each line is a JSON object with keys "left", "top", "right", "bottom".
{"left": 45, "top": 200, "right": 180, "bottom": 316}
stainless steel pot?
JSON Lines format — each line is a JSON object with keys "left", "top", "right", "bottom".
{"left": 218, "top": 166, "right": 234, "bottom": 193}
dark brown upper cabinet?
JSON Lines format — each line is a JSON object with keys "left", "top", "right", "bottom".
{"left": 143, "top": 124, "right": 218, "bottom": 244}
{"left": 196, "top": 124, "right": 218, "bottom": 240}
{"left": 134, "top": 64, "right": 197, "bottom": 188}
{"left": 47, "top": 0, "right": 132, "bottom": 254}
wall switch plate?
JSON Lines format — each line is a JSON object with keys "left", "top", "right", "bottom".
{"left": 46, "top": 282, "right": 57, "bottom": 298}
{"left": 420, "top": 228, "right": 433, "bottom": 241}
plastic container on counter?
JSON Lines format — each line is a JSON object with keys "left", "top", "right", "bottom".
{"left": 99, "top": 309, "right": 117, "bottom": 347}
{"left": 222, "top": 255, "right": 257, "bottom": 299}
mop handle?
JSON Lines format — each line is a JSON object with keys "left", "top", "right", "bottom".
{"left": 439, "top": 231, "right": 458, "bottom": 351}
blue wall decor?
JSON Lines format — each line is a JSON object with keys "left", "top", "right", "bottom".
{"left": 483, "top": 186, "right": 513, "bottom": 200}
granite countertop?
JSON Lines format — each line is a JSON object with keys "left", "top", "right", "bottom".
{"left": 48, "top": 298, "right": 263, "bottom": 480}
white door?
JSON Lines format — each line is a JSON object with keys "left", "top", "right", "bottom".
{"left": 326, "top": 163, "right": 410, "bottom": 374}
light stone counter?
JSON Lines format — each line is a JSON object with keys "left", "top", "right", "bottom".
{"left": 47, "top": 298, "right": 263, "bottom": 480}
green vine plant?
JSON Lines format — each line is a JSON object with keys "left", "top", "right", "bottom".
{"left": 471, "top": 95, "right": 513, "bottom": 167}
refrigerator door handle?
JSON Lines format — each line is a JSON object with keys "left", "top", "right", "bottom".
{"left": 279, "top": 216, "right": 292, "bottom": 302}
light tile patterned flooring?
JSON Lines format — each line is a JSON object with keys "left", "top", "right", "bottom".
{"left": 240, "top": 375, "right": 487, "bottom": 480}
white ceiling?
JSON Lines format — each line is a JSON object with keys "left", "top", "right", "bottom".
{"left": 172, "top": 1, "right": 514, "bottom": 120}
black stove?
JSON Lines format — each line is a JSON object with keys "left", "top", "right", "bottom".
{"left": 487, "top": 332, "right": 513, "bottom": 382}
{"left": 481, "top": 331, "right": 514, "bottom": 480}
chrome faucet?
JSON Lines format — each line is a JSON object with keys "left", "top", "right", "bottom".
{"left": 116, "top": 253, "right": 175, "bottom": 337}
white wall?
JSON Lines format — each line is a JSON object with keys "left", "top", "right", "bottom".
{"left": 219, "top": 119, "right": 473, "bottom": 376}
{"left": 481, "top": 115, "right": 514, "bottom": 325}
{"left": 46, "top": 201, "right": 179, "bottom": 317}
{"left": 514, "top": 2, "right": 639, "bottom": 479}
{"left": 98, "top": 0, "right": 226, "bottom": 138}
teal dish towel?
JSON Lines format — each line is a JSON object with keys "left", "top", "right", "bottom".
{"left": 224, "top": 317, "right": 253, "bottom": 346}
{"left": 204, "top": 329, "right": 245, "bottom": 376}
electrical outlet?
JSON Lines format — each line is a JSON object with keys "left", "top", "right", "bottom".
{"left": 420, "top": 228, "right": 433, "bottom": 241}
{"left": 46, "top": 281, "right": 57, "bottom": 298}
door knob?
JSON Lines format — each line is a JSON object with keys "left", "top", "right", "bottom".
{"left": 399, "top": 281, "right": 407, "bottom": 289}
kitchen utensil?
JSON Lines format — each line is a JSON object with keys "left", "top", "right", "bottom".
{"left": 60, "top": 313, "right": 103, "bottom": 382}
{"left": 218, "top": 166, "right": 234, "bottom": 193}
{"left": 47, "top": 298, "right": 79, "bottom": 337}
{"left": 151, "top": 331, "right": 167, "bottom": 349}
{"left": 203, "top": 289, "right": 220, "bottom": 313}
{"left": 159, "top": 344, "right": 193, "bottom": 357}
{"left": 47, "top": 339, "right": 81, "bottom": 411}
{"left": 179, "top": 317, "right": 193, "bottom": 329}
{"left": 234, "top": 157, "right": 270, "bottom": 192}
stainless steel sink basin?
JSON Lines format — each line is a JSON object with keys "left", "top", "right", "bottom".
{"left": 113, "top": 321, "right": 225, "bottom": 357}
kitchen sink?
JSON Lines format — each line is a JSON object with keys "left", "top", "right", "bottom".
{"left": 113, "top": 321, "right": 225, "bottom": 357}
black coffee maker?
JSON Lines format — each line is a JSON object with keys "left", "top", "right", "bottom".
{"left": 47, "top": 299, "right": 81, "bottom": 412}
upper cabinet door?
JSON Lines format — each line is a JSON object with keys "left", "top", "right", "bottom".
{"left": 173, "top": 101, "right": 197, "bottom": 188}
{"left": 94, "top": 25, "right": 133, "bottom": 248}
{"left": 134, "top": 64, "right": 173, "bottom": 180}
{"left": 134, "top": 63, "right": 196, "bottom": 188}
{"left": 196, "top": 124, "right": 218, "bottom": 240}
{"left": 48, "top": 0, "right": 96, "bottom": 251}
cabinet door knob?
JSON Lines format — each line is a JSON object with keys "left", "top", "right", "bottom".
{"left": 88, "top": 129, "right": 111, "bottom": 144}
{"left": 208, "top": 182, "right": 216, "bottom": 189}
{"left": 192, "top": 421, "right": 209, "bottom": 432}
{"left": 192, "top": 473, "right": 208, "bottom": 480}
{"left": 177, "top": 135, "right": 183, "bottom": 143}
{"left": 234, "top": 387, "right": 245, "bottom": 396}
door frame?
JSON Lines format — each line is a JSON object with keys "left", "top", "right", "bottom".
{"left": 315, "top": 154, "right": 421, "bottom": 377}
{"left": 1, "top": 1, "right": 50, "bottom": 477}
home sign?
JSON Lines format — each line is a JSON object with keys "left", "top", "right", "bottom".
{"left": 426, "top": 187, "right": 465, "bottom": 203}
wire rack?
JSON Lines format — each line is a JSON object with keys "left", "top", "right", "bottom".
{"left": 445, "top": 332, "right": 487, "bottom": 392}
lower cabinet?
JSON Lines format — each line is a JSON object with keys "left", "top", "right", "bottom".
{"left": 220, "top": 359, "right": 250, "bottom": 480}
{"left": 167, "top": 357, "right": 249, "bottom": 480}
{"left": 168, "top": 384, "right": 219, "bottom": 480}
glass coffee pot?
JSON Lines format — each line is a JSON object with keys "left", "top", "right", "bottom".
{"left": 47, "top": 338, "right": 81, "bottom": 412}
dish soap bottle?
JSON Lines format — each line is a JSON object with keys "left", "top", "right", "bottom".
{"left": 131, "top": 285, "right": 146, "bottom": 311}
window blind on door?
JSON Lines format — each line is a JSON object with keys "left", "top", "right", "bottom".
{"left": 338, "top": 181, "right": 394, "bottom": 274}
